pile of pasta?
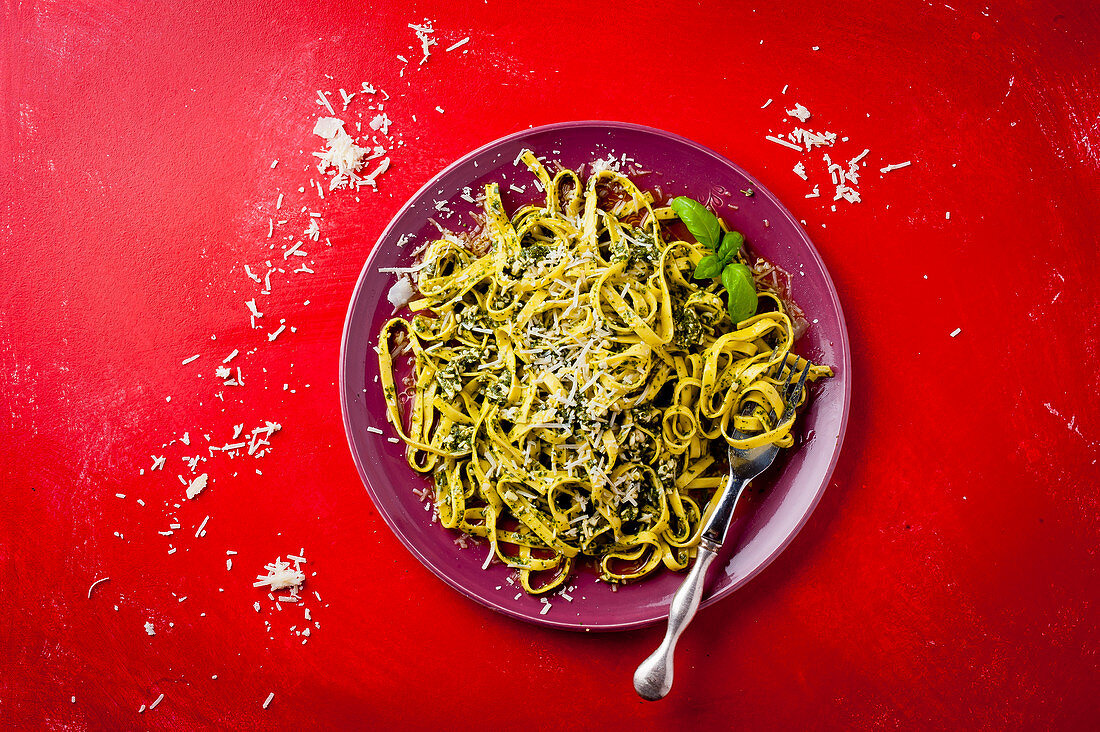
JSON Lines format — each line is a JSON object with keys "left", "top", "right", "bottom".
{"left": 378, "top": 151, "right": 832, "bottom": 594}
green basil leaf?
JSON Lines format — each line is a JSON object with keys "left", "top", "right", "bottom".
{"left": 723, "top": 263, "right": 758, "bottom": 324}
{"left": 716, "top": 231, "right": 744, "bottom": 263}
{"left": 693, "top": 254, "right": 722, "bottom": 280}
{"left": 721, "top": 261, "right": 738, "bottom": 293}
{"left": 671, "top": 196, "right": 721, "bottom": 251}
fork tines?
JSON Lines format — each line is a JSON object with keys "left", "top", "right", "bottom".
{"left": 766, "top": 356, "right": 812, "bottom": 427}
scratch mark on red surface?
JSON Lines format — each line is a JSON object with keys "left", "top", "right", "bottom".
{"left": 1018, "top": 70, "right": 1100, "bottom": 171}
{"left": 1013, "top": 387, "right": 1099, "bottom": 535}
{"left": 1041, "top": 402, "right": 1096, "bottom": 449}
{"left": 1058, "top": 76, "right": 1100, "bottom": 170}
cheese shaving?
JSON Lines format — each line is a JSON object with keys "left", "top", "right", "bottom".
{"left": 312, "top": 117, "right": 369, "bottom": 189}
{"left": 185, "top": 473, "right": 208, "bottom": 500}
{"left": 880, "top": 161, "right": 912, "bottom": 173}
{"left": 87, "top": 577, "right": 110, "bottom": 599}
{"left": 408, "top": 21, "right": 438, "bottom": 65}
{"left": 253, "top": 556, "right": 306, "bottom": 591}
{"left": 786, "top": 103, "right": 811, "bottom": 122}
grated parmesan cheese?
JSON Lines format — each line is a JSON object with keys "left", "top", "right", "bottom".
{"left": 312, "top": 117, "right": 369, "bottom": 189}
{"left": 253, "top": 556, "right": 306, "bottom": 592}
{"left": 786, "top": 103, "right": 811, "bottom": 122}
{"left": 387, "top": 277, "right": 416, "bottom": 310}
{"left": 87, "top": 577, "right": 110, "bottom": 598}
{"left": 408, "top": 21, "right": 438, "bottom": 65}
{"left": 765, "top": 135, "right": 802, "bottom": 152}
{"left": 185, "top": 473, "right": 208, "bottom": 500}
{"left": 880, "top": 161, "right": 912, "bottom": 173}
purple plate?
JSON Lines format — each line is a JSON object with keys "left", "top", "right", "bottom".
{"left": 339, "top": 121, "right": 851, "bottom": 631}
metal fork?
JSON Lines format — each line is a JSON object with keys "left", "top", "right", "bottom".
{"left": 633, "top": 360, "right": 811, "bottom": 701}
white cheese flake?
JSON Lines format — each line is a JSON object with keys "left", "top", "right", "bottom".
{"left": 186, "top": 473, "right": 208, "bottom": 500}
{"left": 312, "top": 117, "right": 369, "bottom": 189}
{"left": 387, "top": 277, "right": 416, "bottom": 310}
{"left": 786, "top": 103, "right": 811, "bottom": 122}
{"left": 765, "top": 135, "right": 802, "bottom": 152}
{"left": 87, "top": 577, "right": 110, "bottom": 598}
{"left": 408, "top": 21, "right": 438, "bottom": 65}
{"left": 253, "top": 556, "right": 306, "bottom": 591}
{"left": 880, "top": 161, "right": 912, "bottom": 173}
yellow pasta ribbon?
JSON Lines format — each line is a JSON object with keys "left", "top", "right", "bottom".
{"left": 377, "top": 151, "right": 832, "bottom": 593}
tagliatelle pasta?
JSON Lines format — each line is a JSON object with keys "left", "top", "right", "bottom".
{"left": 378, "top": 150, "right": 832, "bottom": 594}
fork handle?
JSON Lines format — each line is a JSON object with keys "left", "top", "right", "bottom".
{"left": 702, "top": 475, "right": 749, "bottom": 547}
{"left": 633, "top": 545, "right": 718, "bottom": 700}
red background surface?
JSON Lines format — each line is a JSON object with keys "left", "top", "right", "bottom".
{"left": 2, "top": 0, "right": 1097, "bottom": 728}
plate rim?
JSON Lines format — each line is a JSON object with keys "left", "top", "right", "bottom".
{"left": 339, "top": 119, "right": 852, "bottom": 631}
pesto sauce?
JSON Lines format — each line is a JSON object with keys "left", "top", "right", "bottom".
{"left": 672, "top": 307, "right": 703, "bottom": 349}
{"left": 439, "top": 423, "right": 474, "bottom": 453}
{"left": 435, "top": 348, "right": 480, "bottom": 398}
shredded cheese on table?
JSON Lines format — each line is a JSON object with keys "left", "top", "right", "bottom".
{"left": 87, "top": 577, "right": 110, "bottom": 598}
{"left": 377, "top": 151, "right": 831, "bottom": 594}
{"left": 253, "top": 557, "right": 306, "bottom": 592}
{"left": 185, "top": 473, "right": 208, "bottom": 500}
{"left": 880, "top": 161, "right": 912, "bottom": 173}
